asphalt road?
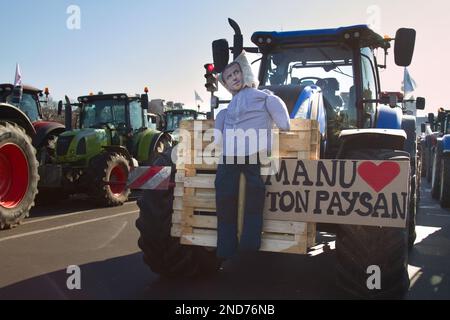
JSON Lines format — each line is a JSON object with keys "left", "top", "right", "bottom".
{"left": 0, "top": 181, "right": 449, "bottom": 300}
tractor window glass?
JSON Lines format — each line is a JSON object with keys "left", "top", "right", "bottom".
{"left": 81, "top": 100, "right": 126, "bottom": 128}
{"left": 166, "top": 111, "right": 195, "bottom": 132}
{"left": 263, "top": 46, "right": 356, "bottom": 128}
{"left": 129, "top": 100, "right": 144, "bottom": 131}
{"left": 7, "top": 93, "right": 40, "bottom": 122}
{"left": 361, "top": 48, "right": 377, "bottom": 128}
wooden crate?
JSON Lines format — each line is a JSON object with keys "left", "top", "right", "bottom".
{"left": 171, "top": 118, "right": 318, "bottom": 254}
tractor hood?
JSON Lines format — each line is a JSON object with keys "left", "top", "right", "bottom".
{"left": 56, "top": 128, "right": 109, "bottom": 165}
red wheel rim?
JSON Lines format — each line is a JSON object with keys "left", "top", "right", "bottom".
{"left": 0, "top": 144, "right": 29, "bottom": 209}
{"left": 110, "top": 165, "right": 127, "bottom": 196}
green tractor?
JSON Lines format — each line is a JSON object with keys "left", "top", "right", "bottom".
{"left": 53, "top": 92, "right": 172, "bottom": 206}
{"left": 164, "top": 109, "right": 207, "bottom": 133}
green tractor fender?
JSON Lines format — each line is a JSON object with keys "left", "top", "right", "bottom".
{"left": 135, "top": 129, "right": 171, "bottom": 163}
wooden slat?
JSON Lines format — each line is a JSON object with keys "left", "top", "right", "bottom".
{"left": 171, "top": 223, "right": 182, "bottom": 237}
{"left": 173, "top": 197, "right": 184, "bottom": 211}
{"left": 179, "top": 120, "right": 215, "bottom": 131}
{"left": 180, "top": 232, "right": 308, "bottom": 254}
{"left": 172, "top": 211, "right": 182, "bottom": 224}
{"left": 184, "top": 194, "right": 216, "bottom": 210}
{"left": 174, "top": 185, "right": 184, "bottom": 197}
{"left": 307, "top": 223, "right": 316, "bottom": 247}
{"left": 185, "top": 216, "right": 310, "bottom": 237}
{"left": 183, "top": 175, "right": 215, "bottom": 188}
{"left": 263, "top": 220, "right": 307, "bottom": 234}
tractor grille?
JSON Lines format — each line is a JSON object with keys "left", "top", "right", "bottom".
{"left": 56, "top": 136, "right": 75, "bottom": 156}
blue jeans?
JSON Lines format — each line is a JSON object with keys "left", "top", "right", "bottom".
{"left": 214, "top": 160, "right": 266, "bottom": 259}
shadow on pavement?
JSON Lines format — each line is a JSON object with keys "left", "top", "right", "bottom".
{"left": 407, "top": 220, "right": 450, "bottom": 299}
{"left": 0, "top": 247, "right": 344, "bottom": 300}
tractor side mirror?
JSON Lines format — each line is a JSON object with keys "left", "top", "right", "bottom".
{"left": 416, "top": 97, "right": 426, "bottom": 110}
{"left": 141, "top": 94, "right": 149, "bottom": 110}
{"left": 212, "top": 39, "right": 230, "bottom": 73}
{"left": 57, "top": 101, "right": 63, "bottom": 115}
{"left": 394, "top": 28, "right": 416, "bottom": 67}
{"left": 428, "top": 112, "right": 435, "bottom": 124}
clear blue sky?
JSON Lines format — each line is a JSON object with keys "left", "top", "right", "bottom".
{"left": 0, "top": 0, "right": 446, "bottom": 114}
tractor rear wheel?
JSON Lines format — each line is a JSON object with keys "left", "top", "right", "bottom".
{"left": 90, "top": 152, "right": 130, "bottom": 207}
{"left": 136, "top": 148, "right": 221, "bottom": 278}
{"left": 336, "top": 149, "right": 410, "bottom": 299}
{"left": 439, "top": 156, "right": 450, "bottom": 208}
{"left": 0, "top": 121, "right": 39, "bottom": 229}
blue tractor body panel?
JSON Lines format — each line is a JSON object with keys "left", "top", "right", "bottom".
{"left": 290, "top": 85, "right": 326, "bottom": 137}
{"left": 376, "top": 105, "right": 403, "bottom": 130}
{"left": 442, "top": 135, "right": 450, "bottom": 153}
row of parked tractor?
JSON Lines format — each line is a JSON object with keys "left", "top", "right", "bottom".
{"left": 0, "top": 83, "right": 205, "bottom": 229}
{"left": 419, "top": 110, "right": 450, "bottom": 207}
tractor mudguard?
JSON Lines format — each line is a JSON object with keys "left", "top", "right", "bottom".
{"left": 136, "top": 128, "right": 163, "bottom": 162}
{"left": 0, "top": 103, "right": 36, "bottom": 136}
{"left": 376, "top": 105, "right": 403, "bottom": 129}
{"left": 32, "top": 121, "right": 65, "bottom": 148}
{"left": 338, "top": 128, "right": 407, "bottom": 154}
{"left": 102, "top": 145, "right": 133, "bottom": 166}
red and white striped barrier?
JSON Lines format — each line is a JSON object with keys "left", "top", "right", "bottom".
{"left": 127, "top": 166, "right": 172, "bottom": 190}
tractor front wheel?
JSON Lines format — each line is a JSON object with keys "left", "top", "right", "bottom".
{"left": 136, "top": 148, "right": 221, "bottom": 278}
{"left": 0, "top": 121, "right": 39, "bottom": 229}
{"left": 90, "top": 152, "right": 131, "bottom": 207}
{"left": 335, "top": 149, "right": 410, "bottom": 299}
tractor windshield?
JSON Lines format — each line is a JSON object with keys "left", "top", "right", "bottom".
{"left": 262, "top": 45, "right": 357, "bottom": 127}
{"left": 165, "top": 111, "right": 196, "bottom": 132}
{"left": 6, "top": 93, "right": 40, "bottom": 122}
{"left": 80, "top": 99, "right": 126, "bottom": 129}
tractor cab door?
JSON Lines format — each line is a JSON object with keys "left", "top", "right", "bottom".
{"left": 359, "top": 47, "right": 379, "bottom": 128}
{"left": 127, "top": 99, "right": 146, "bottom": 149}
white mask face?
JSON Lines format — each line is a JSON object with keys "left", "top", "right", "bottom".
{"left": 222, "top": 63, "right": 243, "bottom": 93}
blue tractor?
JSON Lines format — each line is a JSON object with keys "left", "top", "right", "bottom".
{"left": 136, "top": 20, "right": 425, "bottom": 299}
{"left": 428, "top": 110, "right": 450, "bottom": 207}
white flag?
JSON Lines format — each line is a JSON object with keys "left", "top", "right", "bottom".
{"left": 403, "top": 67, "right": 417, "bottom": 95}
{"left": 14, "top": 63, "right": 22, "bottom": 87}
{"left": 195, "top": 90, "right": 204, "bottom": 103}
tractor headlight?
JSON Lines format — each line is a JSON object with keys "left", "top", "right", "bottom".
{"left": 76, "top": 138, "right": 86, "bottom": 155}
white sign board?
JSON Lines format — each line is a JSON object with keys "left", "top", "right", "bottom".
{"left": 262, "top": 159, "right": 410, "bottom": 228}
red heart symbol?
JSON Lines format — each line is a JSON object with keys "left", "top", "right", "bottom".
{"left": 357, "top": 161, "right": 400, "bottom": 193}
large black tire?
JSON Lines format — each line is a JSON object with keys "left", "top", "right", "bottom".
{"left": 431, "top": 150, "right": 441, "bottom": 199}
{"left": 136, "top": 148, "right": 221, "bottom": 278}
{"left": 145, "top": 133, "right": 173, "bottom": 166}
{"left": 89, "top": 152, "right": 131, "bottom": 207}
{"left": 336, "top": 149, "right": 411, "bottom": 299}
{"left": 439, "top": 156, "right": 450, "bottom": 208}
{"left": 0, "top": 121, "right": 39, "bottom": 229}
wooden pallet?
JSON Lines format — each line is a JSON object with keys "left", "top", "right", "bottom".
{"left": 171, "top": 118, "right": 319, "bottom": 254}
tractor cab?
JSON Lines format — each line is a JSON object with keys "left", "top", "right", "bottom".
{"left": 212, "top": 23, "right": 425, "bottom": 158}
{"left": 76, "top": 93, "right": 149, "bottom": 146}
{"left": 0, "top": 83, "right": 45, "bottom": 123}
{"left": 164, "top": 109, "right": 207, "bottom": 132}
